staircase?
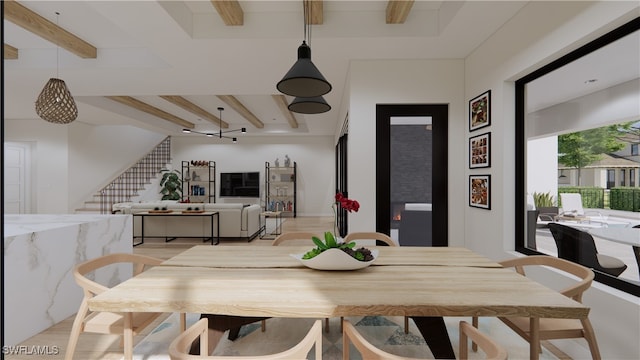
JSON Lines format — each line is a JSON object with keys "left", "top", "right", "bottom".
{"left": 75, "top": 137, "right": 172, "bottom": 214}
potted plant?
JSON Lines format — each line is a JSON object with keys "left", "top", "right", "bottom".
{"left": 159, "top": 169, "right": 182, "bottom": 200}
{"left": 533, "top": 191, "right": 558, "bottom": 215}
{"left": 303, "top": 231, "right": 374, "bottom": 261}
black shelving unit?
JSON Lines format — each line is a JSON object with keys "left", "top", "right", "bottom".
{"left": 182, "top": 160, "right": 216, "bottom": 203}
{"left": 265, "top": 161, "right": 297, "bottom": 217}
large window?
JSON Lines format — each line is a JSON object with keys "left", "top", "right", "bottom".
{"left": 516, "top": 18, "right": 640, "bottom": 296}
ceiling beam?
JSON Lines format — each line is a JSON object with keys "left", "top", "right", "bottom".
{"left": 304, "top": 1, "right": 324, "bottom": 25}
{"left": 106, "top": 96, "right": 195, "bottom": 129}
{"left": 210, "top": 0, "right": 244, "bottom": 26}
{"left": 217, "top": 95, "right": 265, "bottom": 129}
{"left": 4, "top": 0, "right": 97, "bottom": 59}
{"left": 160, "top": 95, "right": 229, "bottom": 129}
{"left": 272, "top": 95, "right": 299, "bottom": 129}
{"left": 4, "top": 44, "right": 19, "bottom": 59}
{"left": 386, "top": 0, "right": 415, "bottom": 24}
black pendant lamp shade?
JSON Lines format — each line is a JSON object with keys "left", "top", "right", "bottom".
{"left": 277, "top": 41, "right": 332, "bottom": 98}
{"left": 288, "top": 96, "right": 331, "bottom": 114}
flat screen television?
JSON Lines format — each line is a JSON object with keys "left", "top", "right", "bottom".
{"left": 219, "top": 172, "right": 260, "bottom": 197}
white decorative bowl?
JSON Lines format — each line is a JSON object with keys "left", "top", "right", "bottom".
{"left": 291, "top": 248, "right": 378, "bottom": 270}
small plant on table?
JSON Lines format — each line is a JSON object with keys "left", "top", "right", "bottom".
{"left": 302, "top": 231, "right": 374, "bottom": 262}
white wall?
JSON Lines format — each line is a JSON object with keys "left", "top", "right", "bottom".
{"left": 465, "top": 1, "right": 639, "bottom": 359}
{"left": 527, "top": 137, "right": 558, "bottom": 199}
{"left": 347, "top": 59, "right": 466, "bottom": 246}
{"left": 68, "top": 124, "right": 166, "bottom": 211}
{"left": 5, "top": 119, "right": 168, "bottom": 213}
{"left": 171, "top": 135, "right": 335, "bottom": 216}
{"left": 5, "top": 119, "right": 69, "bottom": 213}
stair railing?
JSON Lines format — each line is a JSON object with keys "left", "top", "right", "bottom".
{"left": 99, "top": 137, "right": 172, "bottom": 214}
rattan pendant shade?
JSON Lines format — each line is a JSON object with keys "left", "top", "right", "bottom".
{"left": 35, "top": 78, "right": 78, "bottom": 124}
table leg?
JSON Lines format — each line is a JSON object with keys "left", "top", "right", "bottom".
{"left": 189, "top": 314, "right": 270, "bottom": 355}
{"left": 530, "top": 317, "right": 540, "bottom": 360}
{"left": 213, "top": 213, "right": 219, "bottom": 245}
{"left": 410, "top": 316, "right": 456, "bottom": 359}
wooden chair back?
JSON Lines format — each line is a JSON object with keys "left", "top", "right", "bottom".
{"left": 498, "top": 255, "right": 593, "bottom": 302}
{"left": 343, "top": 232, "right": 397, "bottom": 246}
{"left": 65, "top": 253, "right": 172, "bottom": 360}
{"left": 271, "top": 231, "right": 318, "bottom": 246}
{"left": 459, "top": 321, "right": 507, "bottom": 360}
{"left": 169, "top": 318, "right": 322, "bottom": 359}
{"left": 472, "top": 255, "right": 601, "bottom": 360}
{"left": 342, "top": 319, "right": 422, "bottom": 360}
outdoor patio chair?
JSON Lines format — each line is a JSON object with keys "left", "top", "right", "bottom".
{"left": 548, "top": 223, "right": 627, "bottom": 277}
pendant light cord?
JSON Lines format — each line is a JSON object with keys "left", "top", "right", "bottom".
{"left": 55, "top": 12, "right": 60, "bottom": 79}
{"left": 303, "top": 0, "right": 312, "bottom": 46}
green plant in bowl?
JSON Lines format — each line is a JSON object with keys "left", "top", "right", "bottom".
{"left": 303, "top": 232, "right": 373, "bottom": 262}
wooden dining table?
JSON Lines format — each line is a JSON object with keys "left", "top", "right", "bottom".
{"left": 89, "top": 246, "right": 590, "bottom": 360}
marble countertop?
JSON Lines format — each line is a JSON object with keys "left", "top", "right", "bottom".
{"left": 4, "top": 214, "right": 128, "bottom": 237}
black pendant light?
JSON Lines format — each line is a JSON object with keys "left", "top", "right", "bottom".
{"left": 181, "top": 107, "right": 246, "bottom": 142}
{"left": 277, "top": 0, "right": 331, "bottom": 98}
{"left": 288, "top": 96, "right": 331, "bottom": 114}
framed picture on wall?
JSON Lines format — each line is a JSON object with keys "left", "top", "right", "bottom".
{"left": 469, "top": 90, "right": 491, "bottom": 131}
{"left": 469, "top": 132, "right": 491, "bottom": 168}
{"left": 469, "top": 174, "right": 491, "bottom": 210}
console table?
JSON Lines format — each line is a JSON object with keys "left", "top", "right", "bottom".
{"left": 133, "top": 211, "right": 219, "bottom": 246}
{"left": 259, "top": 211, "right": 282, "bottom": 240}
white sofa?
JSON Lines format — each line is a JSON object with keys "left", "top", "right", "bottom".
{"left": 113, "top": 202, "right": 261, "bottom": 239}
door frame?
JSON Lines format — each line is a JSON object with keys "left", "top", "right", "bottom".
{"left": 376, "top": 104, "right": 449, "bottom": 246}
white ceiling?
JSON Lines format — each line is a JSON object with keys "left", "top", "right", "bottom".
{"left": 4, "top": 1, "right": 637, "bottom": 138}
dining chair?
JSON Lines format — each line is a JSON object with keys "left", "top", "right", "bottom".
{"left": 343, "top": 231, "right": 397, "bottom": 246}
{"left": 65, "top": 253, "right": 184, "bottom": 360}
{"left": 271, "top": 231, "right": 318, "bottom": 246}
{"left": 342, "top": 319, "right": 507, "bottom": 360}
{"left": 459, "top": 321, "right": 508, "bottom": 360}
{"left": 471, "top": 255, "right": 601, "bottom": 360}
{"left": 270, "top": 231, "right": 331, "bottom": 332}
{"left": 548, "top": 222, "right": 627, "bottom": 276}
{"left": 169, "top": 318, "right": 323, "bottom": 359}
{"left": 343, "top": 231, "right": 410, "bottom": 333}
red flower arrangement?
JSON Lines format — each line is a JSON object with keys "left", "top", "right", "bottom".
{"left": 332, "top": 192, "right": 359, "bottom": 237}
{"left": 335, "top": 192, "right": 360, "bottom": 213}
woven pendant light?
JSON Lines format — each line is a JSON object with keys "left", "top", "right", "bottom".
{"left": 35, "top": 11, "right": 78, "bottom": 124}
{"left": 35, "top": 78, "right": 78, "bottom": 124}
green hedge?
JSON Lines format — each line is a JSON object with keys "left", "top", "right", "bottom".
{"left": 557, "top": 187, "right": 604, "bottom": 209}
{"left": 609, "top": 188, "right": 640, "bottom": 212}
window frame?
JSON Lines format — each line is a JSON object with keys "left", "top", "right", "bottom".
{"left": 515, "top": 17, "right": 640, "bottom": 296}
